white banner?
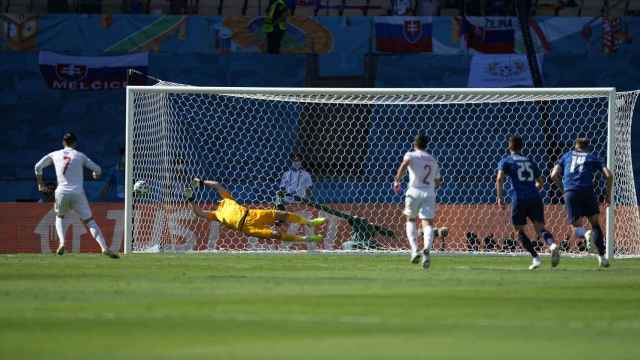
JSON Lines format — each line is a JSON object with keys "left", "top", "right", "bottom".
{"left": 468, "top": 54, "right": 543, "bottom": 88}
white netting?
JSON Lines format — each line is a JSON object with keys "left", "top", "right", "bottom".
{"left": 127, "top": 86, "right": 640, "bottom": 257}
{"left": 613, "top": 91, "right": 640, "bottom": 256}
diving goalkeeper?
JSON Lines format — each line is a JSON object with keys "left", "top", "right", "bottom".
{"left": 185, "top": 178, "right": 325, "bottom": 242}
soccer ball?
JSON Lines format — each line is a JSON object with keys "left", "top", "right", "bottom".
{"left": 133, "top": 180, "right": 149, "bottom": 196}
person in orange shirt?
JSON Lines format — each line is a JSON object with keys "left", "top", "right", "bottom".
{"left": 185, "top": 178, "right": 325, "bottom": 242}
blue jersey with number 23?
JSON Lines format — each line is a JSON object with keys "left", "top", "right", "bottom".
{"left": 498, "top": 154, "right": 542, "bottom": 201}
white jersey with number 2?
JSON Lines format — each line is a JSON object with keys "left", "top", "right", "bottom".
{"left": 34, "top": 147, "right": 101, "bottom": 193}
{"left": 404, "top": 150, "right": 440, "bottom": 196}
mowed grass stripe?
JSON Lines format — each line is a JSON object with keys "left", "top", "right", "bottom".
{"left": 1, "top": 254, "right": 639, "bottom": 360}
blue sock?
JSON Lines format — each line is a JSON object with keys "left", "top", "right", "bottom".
{"left": 518, "top": 230, "right": 538, "bottom": 258}
{"left": 540, "top": 230, "right": 555, "bottom": 247}
{"left": 592, "top": 225, "right": 606, "bottom": 256}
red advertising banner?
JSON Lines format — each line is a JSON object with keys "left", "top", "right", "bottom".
{"left": 0, "top": 202, "right": 591, "bottom": 254}
{"left": 0, "top": 203, "right": 125, "bottom": 254}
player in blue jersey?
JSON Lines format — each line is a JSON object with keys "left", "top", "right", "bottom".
{"left": 551, "top": 138, "right": 613, "bottom": 268}
{"left": 496, "top": 136, "right": 559, "bottom": 270}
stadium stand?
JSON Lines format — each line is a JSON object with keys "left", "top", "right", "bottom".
{"left": 0, "top": 0, "right": 635, "bottom": 16}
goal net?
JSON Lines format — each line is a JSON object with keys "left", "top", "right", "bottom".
{"left": 125, "top": 85, "right": 640, "bottom": 257}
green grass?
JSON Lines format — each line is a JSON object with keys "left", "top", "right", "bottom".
{"left": 2, "top": 254, "right": 640, "bottom": 360}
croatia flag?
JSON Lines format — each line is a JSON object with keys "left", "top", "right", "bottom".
{"left": 375, "top": 17, "right": 432, "bottom": 53}
{"left": 455, "top": 16, "right": 515, "bottom": 54}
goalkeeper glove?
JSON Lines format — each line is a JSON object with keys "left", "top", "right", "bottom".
{"left": 191, "top": 177, "right": 203, "bottom": 189}
{"left": 183, "top": 187, "right": 194, "bottom": 203}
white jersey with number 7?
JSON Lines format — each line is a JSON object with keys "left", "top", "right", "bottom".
{"left": 404, "top": 150, "right": 440, "bottom": 195}
{"left": 34, "top": 147, "right": 101, "bottom": 193}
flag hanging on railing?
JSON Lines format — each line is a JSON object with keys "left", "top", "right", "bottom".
{"left": 454, "top": 16, "right": 515, "bottom": 54}
{"left": 39, "top": 51, "right": 148, "bottom": 91}
{"left": 468, "top": 53, "right": 543, "bottom": 87}
{"left": 375, "top": 16, "right": 432, "bottom": 53}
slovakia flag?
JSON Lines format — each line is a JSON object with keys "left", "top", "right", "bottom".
{"left": 375, "top": 17, "right": 432, "bottom": 53}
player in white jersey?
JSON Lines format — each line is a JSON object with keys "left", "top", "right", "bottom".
{"left": 394, "top": 134, "right": 442, "bottom": 270}
{"left": 34, "top": 133, "right": 119, "bottom": 258}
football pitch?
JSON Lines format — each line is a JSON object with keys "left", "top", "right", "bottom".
{"left": 2, "top": 254, "right": 640, "bottom": 360}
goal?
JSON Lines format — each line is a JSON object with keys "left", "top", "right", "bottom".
{"left": 124, "top": 85, "right": 640, "bottom": 257}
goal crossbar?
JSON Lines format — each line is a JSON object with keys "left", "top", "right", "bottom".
{"left": 124, "top": 86, "right": 638, "bottom": 258}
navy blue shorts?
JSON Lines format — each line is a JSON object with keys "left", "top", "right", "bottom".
{"left": 511, "top": 196, "right": 545, "bottom": 226}
{"left": 564, "top": 189, "right": 600, "bottom": 224}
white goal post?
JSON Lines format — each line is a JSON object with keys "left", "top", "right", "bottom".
{"left": 124, "top": 85, "right": 640, "bottom": 257}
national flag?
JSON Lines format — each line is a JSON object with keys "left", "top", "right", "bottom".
{"left": 455, "top": 16, "right": 515, "bottom": 54}
{"left": 39, "top": 51, "right": 148, "bottom": 91}
{"left": 375, "top": 16, "right": 432, "bottom": 53}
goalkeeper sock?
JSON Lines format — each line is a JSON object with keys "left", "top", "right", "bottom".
{"left": 405, "top": 221, "right": 418, "bottom": 254}
{"left": 518, "top": 230, "right": 538, "bottom": 258}
{"left": 279, "top": 233, "right": 304, "bottom": 242}
{"left": 422, "top": 224, "right": 433, "bottom": 251}
{"left": 55, "top": 217, "right": 65, "bottom": 248}
{"left": 540, "top": 229, "right": 555, "bottom": 247}
{"left": 592, "top": 225, "right": 606, "bottom": 256}
{"left": 86, "top": 220, "right": 108, "bottom": 252}
{"left": 286, "top": 213, "right": 309, "bottom": 225}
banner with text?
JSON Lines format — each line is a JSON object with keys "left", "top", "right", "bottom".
{"left": 39, "top": 51, "right": 148, "bottom": 90}
{"left": 0, "top": 203, "right": 583, "bottom": 254}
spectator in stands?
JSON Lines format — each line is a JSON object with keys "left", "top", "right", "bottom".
{"left": 100, "top": 147, "right": 125, "bottom": 202}
{"left": 278, "top": 152, "right": 315, "bottom": 248}
{"left": 264, "top": 0, "right": 290, "bottom": 54}
{"left": 279, "top": 152, "right": 313, "bottom": 204}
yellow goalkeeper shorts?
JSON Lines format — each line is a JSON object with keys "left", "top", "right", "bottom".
{"left": 242, "top": 209, "right": 277, "bottom": 239}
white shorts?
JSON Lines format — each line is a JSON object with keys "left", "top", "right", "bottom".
{"left": 403, "top": 188, "right": 437, "bottom": 220}
{"left": 55, "top": 191, "right": 92, "bottom": 220}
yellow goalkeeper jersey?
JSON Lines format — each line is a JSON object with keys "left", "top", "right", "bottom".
{"left": 208, "top": 199, "right": 249, "bottom": 230}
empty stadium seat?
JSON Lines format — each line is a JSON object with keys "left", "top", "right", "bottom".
{"left": 147, "top": 0, "right": 168, "bottom": 14}
{"left": 100, "top": 0, "right": 121, "bottom": 13}
{"left": 368, "top": 0, "right": 392, "bottom": 15}
{"left": 313, "top": 0, "right": 342, "bottom": 16}
{"left": 581, "top": 0, "right": 603, "bottom": 16}
{"left": 439, "top": 7, "right": 460, "bottom": 15}
{"left": 243, "top": 0, "right": 260, "bottom": 16}
{"left": 293, "top": 3, "right": 316, "bottom": 16}
{"left": 220, "top": 0, "right": 243, "bottom": 16}
{"left": 7, "top": 0, "right": 32, "bottom": 13}
{"left": 197, "top": 0, "right": 221, "bottom": 15}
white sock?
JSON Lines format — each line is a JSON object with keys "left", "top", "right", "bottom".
{"left": 575, "top": 227, "right": 586, "bottom": 238}
{"left": 422, "top": 224, "right": 433, "bottom": 251}
{"left": 86, "top": 220, "right": 108, "bottom": 252}
{"left": 406, "top": 221, "right": 418, "bottom": 254}
{"left": 55, "top": 217, "right": 65, "bottom": 248}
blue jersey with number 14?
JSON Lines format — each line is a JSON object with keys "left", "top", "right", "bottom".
{"left": 498, "top": 154, "right": 542, "bottom": 201}
{"left": 556, "top": 150, "right": 604, "bottom": 191}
